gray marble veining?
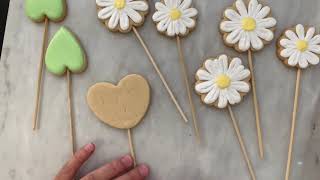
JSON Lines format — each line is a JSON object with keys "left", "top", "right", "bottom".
{"left": 0, "top": 0, "right": 320, "bottom": 179}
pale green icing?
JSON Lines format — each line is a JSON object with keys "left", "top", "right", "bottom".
{"left": 25, "top": 0, "right": 66, "bottom": 22}
{"left": 45, "top": 27, "right": 86, "bottom": 76}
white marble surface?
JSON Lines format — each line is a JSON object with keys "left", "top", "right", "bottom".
{"left": 1, "top": 0, "right": 320, "bottom": 179}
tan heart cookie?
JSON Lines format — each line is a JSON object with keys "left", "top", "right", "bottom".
{"left": 87, "top": 74, "right": 150, "bottom": 129}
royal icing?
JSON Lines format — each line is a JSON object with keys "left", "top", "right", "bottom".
{"left": 152, "top": 0, "right": 198, "bottom": 37}
{"left": 45, "top": 27, "right": 86, "bottom": 75}
{"left": 96, "top": 0, "right": 149, "bottom": 32}
{"left": 278, "top": 24, "right": 320, "bottom": 68}
{"left": 220, "top": 0, "right": 277, "bottom": 52}
{"left": 195, "top": 54, "right": 251, "bottom": 108}
{"left": 25, "top": 0, "right": 66, "bottom": 22}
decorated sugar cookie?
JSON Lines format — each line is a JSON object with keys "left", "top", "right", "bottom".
{"left": 277, "top": 24, "right": 320, "bottom": 69}
{"left": 25, "top": 0, "right": 68, "bottom": 131}
{"left": 87, "top": 74, "right": 150, "bottom": 165}
{"left": 152, "top": 0, "right": 200, "bottom": 142}
{"left": 95, "top": 0, "right": 189, "bottom": 124}
{"left": 195, "top": 54, "right": 256, "bottom": 180}
{"left": 45, "top": 27, "right": 87, "bottom": 154}
{"left": 96, "top": 0, "right": 149, "bottom": 32}
{"left": 220, "top": 0, "right": 276, "bottom": 52}
{"left": 195, "top": 54, "right": 251, "bottom": 108}
{"left": 219, "top": 0, "right": 277, "bottom": 158}
{"left": 152, "top": 0, "right": 198, "bottom": 37}
{"left": 277, "top": 24, "right": 320, "bottom": 180}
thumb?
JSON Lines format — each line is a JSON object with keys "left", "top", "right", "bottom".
{"left": 55, "top": 143, "right": 95, "bottom": 180}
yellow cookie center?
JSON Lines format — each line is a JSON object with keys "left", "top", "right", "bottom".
{"left": 216, "top": 74, "right": 231, "bottom": 89}
{"left": 114, "top": 0, "right": 126, "bottom": 9}
{"left": 241, "top": 17, "right": 256, "bottom": 31}
{"left": 170, "top": 8, "right": 182, "bottom": 20}
{"left": 296, "top": 40, "right": 308, "bottom": 52}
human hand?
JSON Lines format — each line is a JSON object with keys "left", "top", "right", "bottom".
{"left": 55, "top": 143, "right": 149, "bottom": 180}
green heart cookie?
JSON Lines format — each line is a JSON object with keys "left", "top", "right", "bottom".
{"left": 45, "top": 27, "right": 86, "bottom": 76}
{"left": 25, "top": 0, "right": 67, "bottom": 22}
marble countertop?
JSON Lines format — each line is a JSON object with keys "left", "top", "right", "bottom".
{"left": 0, "top": 0, "right": 319, "bottom": 179}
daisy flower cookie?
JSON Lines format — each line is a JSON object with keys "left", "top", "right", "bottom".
{"left": 152, "top": 0, "right": 198, "bottom": 37}
{"left": 195, "top": 54, "right": 251, "bottom": 108}
{"left": 220, "top": 0, "right": 277, "bottom": 52}
{"left": 96, "top": 0, "right": 149, "bottom": 33}
{"left": 277, "top": 24, "right": 320, "bottom": 69}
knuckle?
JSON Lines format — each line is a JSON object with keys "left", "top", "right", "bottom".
{"left": 127, "top": 169, "right": 143, "bottom": 180}
{"left": 108, "top": 159, "right": 127, "bottom": 173}
{"left": 81, "top": 173, "right": 96, "bottom": 180}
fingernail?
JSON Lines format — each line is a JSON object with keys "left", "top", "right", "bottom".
{"left": 84, "top": 143, "right": 95, "bottom": 152}
{"left": 138, "top": 164, "right": 149, "bottom": 177}
{"left": 120, "top": 155, "right": 133, "bottom": 168}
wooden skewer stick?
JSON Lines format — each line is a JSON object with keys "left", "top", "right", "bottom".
{"left": 132, "top": 27, "right": 188, "bottom": 123}
{"left": 128, "top": 129, "right": 137, "bottom": 167}
{"left": 67, "top": 70, "right": 75, "bottom": 155}
{"left": 176, "top": 36, "right": 201, "bottom": 143}
{"left": 227, "top": 105, "right": 256, "bottom": 180}
{"left": 32, "top": 17, "right": 49, "bottom": 131}
{"left": 248, "top": 50, "right": 264, "bottom": 159}
{"left": 285, "top": 68, "right": 301, "bottom": 180}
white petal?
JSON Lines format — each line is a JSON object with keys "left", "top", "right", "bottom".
{"left": 96, "top": 0, "right": 113, "bottom": 6}
{"left": 195, "top": 81, "right": 214, "bottom": 93}
{"left": 127, "top": 1, "right": 148, "bottom": 11}
{"left": 248, "top": 0, "right": 258, "bottom": 17}
{"left": 310, "top": 35, "right": 320, "bottom": 45}
{"left": 167, "top": 21, "right": 175, "bottom": 36}
{"left": 296, "top": 24, "right": 305, "bottom": 40}
{"left": 235, "top": 0, "right": 248, "bottom": 16}
{"left": 255, "top": 28, "right": 274, "bottom": 41}
{"left": 220, "top": 21, "right": 241, "bottom": 32}
{"left": 120, "top": 12, "right": 129, "bottom": 30}
{"left": 179, "top": 0, "right": 192, "bottom": 10}
{"left": 309, "top": 45, "right": 320, "bottom": 54}
{"left": 218, "top": 54, "right": 229, "bottom": 73}
{"left": 255, "top": 6, "right": 270, "bottom": 19}
{"left": 178, "top": 21, "right": 187, "bottom": 34}
{"left": 155, "top": 2, "right": 169, "bottom": 11}
{"left": 257, "top": 17, "right": 276, "bottom": 28}
{"left": 226, "top": 28, "right": 243, "bottom": 44}
{"left": 196, "top": 69, "right": 214, "bottom": 81}
{"left": 285, "top": 30, "right": 299, "bottom": 41}
{"left": 98, "top": 6, "right": 114, "bottom": 19}
{"left": 230, "top": 68, "right": 250, "bottom": 81}
{"left": 204, "top": 86, "right": 220, "bottom": 104}
{"left": 173, "top": 0, "right": 181, "bottom": 8}
{"left": 152, "top": 11, "right": 169, "bottom": 22}
{"left": 182, "top": 8, "right": 198, "bottom": 18}
{"left": 287, "top": 51, "right": 299, "bottom": 66}
{"left": 252, "top": 4, "right": 262, "bottom": 18}
{"left": 304, "top": 51, "right": 320, "bottom": 65}
{"left": 218, "top": 90, "right": 228, "bottom": 108}
{"left": 174, "top": 21, "right": 180, "bottom": 35}
{"left": 205, "top": 59, "right": 221, "bottom": 76}
{"left": 305, "top": 27, "right": 315, "bottom": 40}
{"left": 298, "top": 53, "right": 308, "bottom": 68}
{"left": 239, "top": 32, "right": 250, "bottom": 51}
{"left": 230, "top": 81, "right": 250, "bottom": 92}
{"left": 226, "top": 88, "right": 241, "bottom": 104}
{"left": 156, "top": 17, "right": 170, "bottom": 32}
{"left": 108, "top": 11, "right": 120, "bottom": 29}
{"left": 181, "top": 17, "right": 195, "bottom": 28}
{"left": 125, "top": 7, "right": 143, "bottom": 23}
{"left": 250, "top": 32, "right": 263, "bottom": 50}
{"left": 280, "top": 48, "right": 295, "bottom": 58}
{"left": 229, "top": 57, "right": 242, "bottom": 69}
{"left": 280, "top": 39, "right": 296, "bottom": 49}
{"left": 224, "top": 9, "right": 241, "bottom": 21}
{"left": 164, "top": 0, "right": 173, "bottom": 7}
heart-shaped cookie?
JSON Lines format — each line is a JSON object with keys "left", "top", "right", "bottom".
{"left": 25, "top": 0, "right": 67, "bottom": 22}
{"left": 45, "top": 27, "right": 86, "bottom": 76}
{"left": 87, "top": 74, "right": 150, "bottom": 129}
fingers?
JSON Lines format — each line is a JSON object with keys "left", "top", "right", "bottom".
{"left": 55, "top": 143, "right": 95, "bottom": 180}
{"left": 114, "top": 164, "right": 149, "bottom": 180}
{"left": 81, "top": 155, "right": 133, "bottom": 180}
